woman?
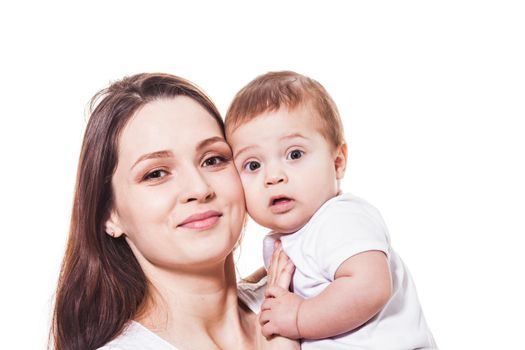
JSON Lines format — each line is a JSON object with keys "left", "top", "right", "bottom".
{"left": 50, "top": 73, "right": 298, "bottom": 350}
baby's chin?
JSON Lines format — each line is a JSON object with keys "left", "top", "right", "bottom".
{"left": 254, "top": 216, "right": 309, "bottom": 235}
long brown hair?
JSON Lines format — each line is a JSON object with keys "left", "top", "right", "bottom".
{"left": 51, "top": 73, "right": 223, "bottom": 350}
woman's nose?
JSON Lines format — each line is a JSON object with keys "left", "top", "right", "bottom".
{"left": 179, "top": 168, "right": 216, "bottom": 203}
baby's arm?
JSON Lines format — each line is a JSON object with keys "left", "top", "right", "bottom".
{"left": 297, "top": 250, "right": 392, "bottom": 338}
{"left": 260, "top": 248, "right": 392, "bottom": 339}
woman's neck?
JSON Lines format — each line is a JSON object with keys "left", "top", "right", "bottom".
{"left": 136, "top": 254, "right": 256, "bottom": 349}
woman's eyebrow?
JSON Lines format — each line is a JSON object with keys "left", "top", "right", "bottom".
{"left": 196, "top": 136, "right": 228, "bottom": 151}
{"left": 131, "top": 150, "right": 173, "bottom": 170}
{"left": 130, "top": 137, "right": 227, "bottom": 170}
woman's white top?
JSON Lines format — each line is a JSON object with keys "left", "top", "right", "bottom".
{"left": 97, "top": 278, "right": 265, "bottom": 350}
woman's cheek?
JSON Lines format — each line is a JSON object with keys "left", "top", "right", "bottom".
{"left": 129, "top": 187, "right": 176, "bottom": 229}
{"left": 222, "top": 166, "right": 245, "bottom": 196}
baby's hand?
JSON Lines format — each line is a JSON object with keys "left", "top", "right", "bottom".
{"left": 259, "top": 241, "right": 303, "bottom": 339}
{"left": 266, "top": 240, "right": 295, "bottom": 290}
{"left": 260, "top": 285, "right": 303, "bottom": 339}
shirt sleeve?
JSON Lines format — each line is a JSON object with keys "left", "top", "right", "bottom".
{"left": 312, "top": 203, "right": 390, "bottom": 280}
{"left": 237, "top": 276, "right": 267, "bottom": 313}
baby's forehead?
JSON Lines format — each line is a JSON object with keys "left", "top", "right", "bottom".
{"left": 229, "top": 104, "right": 324, "bottom": 135}
{"left": 227, "top": 107, "right": 332, "bottom": 153}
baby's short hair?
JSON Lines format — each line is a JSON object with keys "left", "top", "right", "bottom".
{"left": 225, "top": 71, "right": 345, "bottom": 149}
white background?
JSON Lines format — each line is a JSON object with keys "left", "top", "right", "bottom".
{"left": 1, "top": 1, "right": 524, "bottom": 348}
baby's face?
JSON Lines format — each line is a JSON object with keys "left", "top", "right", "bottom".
{"left": 228, "top": 105, "right": 345, "bottom": 234}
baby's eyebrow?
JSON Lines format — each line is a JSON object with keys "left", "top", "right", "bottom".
{"left": 233, "top": 145, "right": 257, "bottom": 159}
{"left": 233, "top": 133, "right": 309, "bottom": 159}
{"left": 280, "top": 133, "right": 308, "bottom": 141}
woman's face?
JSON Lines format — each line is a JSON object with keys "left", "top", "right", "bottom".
{"left": 107, "top": 97, "right": 245, "bottom": 270}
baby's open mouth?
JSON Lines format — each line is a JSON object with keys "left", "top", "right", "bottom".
{"left": 269, "top": 196, "right": 296, "bottom": 214}
{"left": 270, "top": 196, "right": 292, "bottom": 206}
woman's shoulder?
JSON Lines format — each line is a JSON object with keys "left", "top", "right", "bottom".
{"left": 97, "top": 280, "right": 267, "bottom": 350}
{"left": 97, "top": 321, "right": 178, "bottom": 350}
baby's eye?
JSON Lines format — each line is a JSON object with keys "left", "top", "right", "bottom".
{"left": 144, "top": 169, "right": 168, "bottom": 181}
{"left": 244, "top": 161, "right": 261, "bottom": 172}
{"left": 286, "top": 149, "right": 304, "bottom": 160}
{"left": 202, "top": 156, "right": 227, "bottom": 167}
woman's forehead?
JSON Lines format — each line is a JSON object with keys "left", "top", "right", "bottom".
{"left": 117, "top": 97, "right": 224, "bottom": 165}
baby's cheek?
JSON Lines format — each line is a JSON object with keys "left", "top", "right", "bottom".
{"left": 239, "top": 179, "right": 255, "bottom": 201}
{"left": 244, "top": 193, "right": 263, "bottom": 220}
{"left": 244, "top": 191, "right": 259, "bottom": 212}
{"left": 237, "top": 176, "right": 262, "bottom": 214}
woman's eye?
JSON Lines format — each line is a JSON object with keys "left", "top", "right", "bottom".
{"left": 244, "top": 161, "right": 261, "bottom": 172}
{"left": 202, "top": 156, "right": 226, "bottom": 167}
{"left": 286, "top": 149, "right": 304, "bottom": 160}
{"left": 144, "top": 169, "right": 168, "bottom": 181}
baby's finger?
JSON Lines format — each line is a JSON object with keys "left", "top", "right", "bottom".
{"left": 265, "top": 285, "right": 287, "bottom": 298}
{"left": 276, "top": 259, "right": 295, "bottom": 290}
{"left": 261, "top": 297, "right": 276, "bottom": 311}
{"left": 261, "top": 322, "right": 277, "bottom": 338}
{"left": 269, "top": 247, "right": 295, "bottom": 290}
{"left": 259, "top": 310, "right": 271, "bottom": 325}
{"left": 268, "top": 240, "right": 282, "bottom": 285}
{"left": 277, "top": 248, "right": 289, "bottom": 269}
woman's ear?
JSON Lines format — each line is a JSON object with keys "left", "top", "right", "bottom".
{"left": 105, "top": 210, "right": 125, "bottom": 238}
{"left": 334, "top": 143, "right": 348, "bottom": 180}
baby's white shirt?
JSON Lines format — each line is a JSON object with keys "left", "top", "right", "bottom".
{"left": 263, "top": 193, "right": 437, "bottom": 349}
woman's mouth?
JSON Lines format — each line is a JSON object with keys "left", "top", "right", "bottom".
{"left": 269, "top": 196, "right": 295, "bottom": 214}
{"left": 178, "top": 210, "right": 222, "bottom": 230}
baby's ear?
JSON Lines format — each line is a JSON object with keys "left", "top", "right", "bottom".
{"left": 334, "top": 143, "right": 348, "bottom": 180}
{"left": 105, "top": 210, "right": 125, "bottom": 238}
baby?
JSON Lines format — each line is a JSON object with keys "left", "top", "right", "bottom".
{"left": 226, "top": 71, "right": 436, "bottom": 349}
